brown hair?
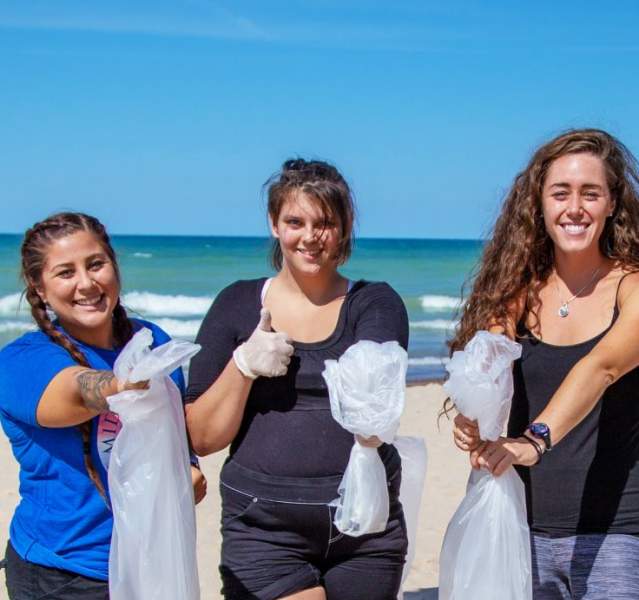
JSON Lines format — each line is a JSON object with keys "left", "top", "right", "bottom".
{"left": 450, "top": 128, "right": 639, "bottom": 352}
{"left": 21, "top": 212, "right": 133, "bottom": 503}
{"left": 265, "top": 158, "right": 356, "bottom": 270}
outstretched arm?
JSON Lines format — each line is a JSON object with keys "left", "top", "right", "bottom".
{"left": 529, "top": 273, "right": 639, "bottom": 443}
{"left": 477, "top": 273, "right": 639, "bottom": 474}
{"left": 36, "top": 367, "right": 147, "bottom": 428}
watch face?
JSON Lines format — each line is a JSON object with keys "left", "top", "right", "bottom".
{"left": 530, "top": 423, "right": 549, "bottom": 437}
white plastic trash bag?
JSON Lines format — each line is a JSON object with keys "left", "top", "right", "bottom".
{"left": 439, "top": 468, "right": 531, "bottom": 600}
{"left": 394, "top": 436, "right": 427, "bottom": 596}
{"left": 444, "top": 331, "right": 521, "bottom": 441}
{"left": 323, "top": 340, "right": 407, "bottom": 537}
{"left": 324, "top": 340, "right": 428, "bottom": 597}
{"left": 107, "top": 328, "right": 201, "bottom": 600}
{"left": 334, "top": 441, "right": 390, "bottom": 535}
{"left": 439, "top": 331, "right": 531, "bottom": 600}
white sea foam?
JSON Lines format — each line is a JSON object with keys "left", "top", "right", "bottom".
{"left": 0, "top": 320, "right": 36, "bottom": 334}
{"left": 122, "top": 292, "right": 213, "bottom": 317}
{"left": 152, "top": 318, "right": 202, "bottom": 339}
{"left": 132, "top": 252, "right": 152, "bottom": 258}
{"left": 419, "top": 294, "right": 462, "bottom": 311}
{"left": 0, "top": 293, "right": 28, "bottom": 316}
{"left": 410, "top": 319, "right": 457, "bottom": 330}
{"left": 408, "top": 356, "right": 450, "bottom": 366}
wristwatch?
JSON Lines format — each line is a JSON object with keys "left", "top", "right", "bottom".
{"left": 528, "top": 422, "right": 552, "bottom": 452}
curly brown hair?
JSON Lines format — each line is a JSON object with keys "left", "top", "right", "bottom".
{"left": 450, "top": 128, "right": 639, "bottom": 353}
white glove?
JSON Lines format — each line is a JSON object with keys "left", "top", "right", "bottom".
{"left": 233, "top": 308, "right": 294, "bottom": 379}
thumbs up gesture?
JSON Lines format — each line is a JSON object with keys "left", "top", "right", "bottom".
{"left": 256, "top": 307, "right": 274, "bottom": 332}
{"left": 233, "top": 308, "right": 295, "bottom": 379}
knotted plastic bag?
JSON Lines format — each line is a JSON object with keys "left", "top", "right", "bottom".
{"left": 439, "top": 331, "right": 531, "bottom": 600}
{"left": 323, "top": 340, "right": 407, "bottom": 536}
{"left": 107, "top": 328, "right": 201, "bottom": 600}
{"left": 324, "top": 341, "right": 428, "bottom": 597}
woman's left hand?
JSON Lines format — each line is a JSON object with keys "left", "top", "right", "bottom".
{"left": 191, "top": 465, "right": 207, "bottom": 504}
{"left": 475, "top": 436, "right": 540, "bottom": 476}
{"left": 453, "top": 413, "right": 481, "bottom": 451}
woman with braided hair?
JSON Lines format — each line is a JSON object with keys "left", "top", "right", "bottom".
{"left": 186, "top": 159, "right": 409, "bottom": 600}
{"left": 0, "top": 212, "right": 206, "bottom": 599}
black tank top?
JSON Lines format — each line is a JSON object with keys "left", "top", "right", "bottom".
{"left": 508, "top": 277, "right": 639, "bottom": 536}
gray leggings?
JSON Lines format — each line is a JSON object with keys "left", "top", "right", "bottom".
{"left": 531, "top": 532, "right": 639, "bottom": 599}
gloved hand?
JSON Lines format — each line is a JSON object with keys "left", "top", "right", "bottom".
{"left": 233, "top": 308, "right": 294, "bottom": 379}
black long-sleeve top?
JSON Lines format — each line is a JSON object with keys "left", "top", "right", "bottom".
{"left": 186, "top": 278, "right": 409, "bottom": 478}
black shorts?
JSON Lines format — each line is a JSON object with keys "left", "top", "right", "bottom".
{"left": 219, "top": 457, "right": 408, "bottom": 600}
{"left": 3, "top": 541, "right": 109, "bottom": 599}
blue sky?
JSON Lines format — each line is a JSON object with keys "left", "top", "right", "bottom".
{"left": 1, "top": 1, "right": 638, "bottom": 239}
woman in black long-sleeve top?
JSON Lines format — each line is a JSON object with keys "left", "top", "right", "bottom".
{"left": 186, "top": 159, "right": 409, "bottom": 600}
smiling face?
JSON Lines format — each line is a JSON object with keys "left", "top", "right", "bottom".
{"left": 270, "top": 191, "right": 342, "bottom": 277}
{"left": 36, "top": 230, "right": 120, "bottom": 347}
{"left": 541, "top": 153, "right": 614, "bottom": 257}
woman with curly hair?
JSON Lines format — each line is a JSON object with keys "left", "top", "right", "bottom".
{"left": 0, "top": 212, "right": 206, "bottom": 599}
{"left": 452, "top": 129, "right": 639, "bottom": 598}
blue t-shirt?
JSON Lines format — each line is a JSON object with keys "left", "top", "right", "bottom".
{"left": 0, "top": 319, "right": 185, "bottom": 581}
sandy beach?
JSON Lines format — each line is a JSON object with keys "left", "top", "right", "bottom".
{"left": 0, "top": 383, "right": 469, "bottom": 599}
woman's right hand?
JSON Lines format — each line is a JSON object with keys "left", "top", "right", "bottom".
{"left": 117, "top": 378, "right": 150, "bottom": 393}
{"left": 453, "top": 413, "right": 481, "bottom": 451}
{"left": 233, "top": 308, "right": 294, "bottom": 379}
{"left": 474, "top": 436, "right": 540, "bottom": 475}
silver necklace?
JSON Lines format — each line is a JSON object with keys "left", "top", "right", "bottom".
{"left": 555, "top": 267, "right": 602, "bottom": 318}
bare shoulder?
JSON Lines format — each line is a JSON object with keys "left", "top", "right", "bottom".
{"left": 485, "top": 291, "right": 525, "bottom": 339}
{"left": 616, "top": 269, "right": 639, "bottom": 309}
{"left": 497, "top": 289, "right": 527, "bottom": 338}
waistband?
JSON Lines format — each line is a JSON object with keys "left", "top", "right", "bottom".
{"left": 221, "top": 445, "right": 401, "bottom": 504}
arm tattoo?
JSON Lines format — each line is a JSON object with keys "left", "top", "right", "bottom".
{"left": 76, "top": 369, "right": 116, "bottom": 413}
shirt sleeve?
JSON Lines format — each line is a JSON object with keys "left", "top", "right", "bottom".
{"left": 0, "top": 336, "right": 77, "bottom": 427}
{"left": 352, "top": 282, "right": 409, "bottom": 351}
{"left": 185, "top": 281, "right": 254, "bottom": 403}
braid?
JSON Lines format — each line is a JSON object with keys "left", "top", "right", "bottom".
{"left": 21, "top": 212, "right": 124, "bottom": 506}
{"left": 26, "top": 288, "right": 90, "bottom": 366}
{"left": 25, "top": 285, "right": 109, "bottom": 504}
{"left": 112, "top": 299, "right": 133, "bottom": 347}
{"left": 77, "top": 422, "right": 108, "bottom": 506}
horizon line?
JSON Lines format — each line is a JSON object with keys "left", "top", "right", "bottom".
{"left": 0, "top": 231, "right": 483, "bottom": 243}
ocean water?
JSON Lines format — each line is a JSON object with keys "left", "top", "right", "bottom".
{"left": 0, "top": 235, "right": 482, "bottom": 382}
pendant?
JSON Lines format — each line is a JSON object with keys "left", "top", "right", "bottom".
{"left": 558, "top": 303, "right": 569, "bottom": 318}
